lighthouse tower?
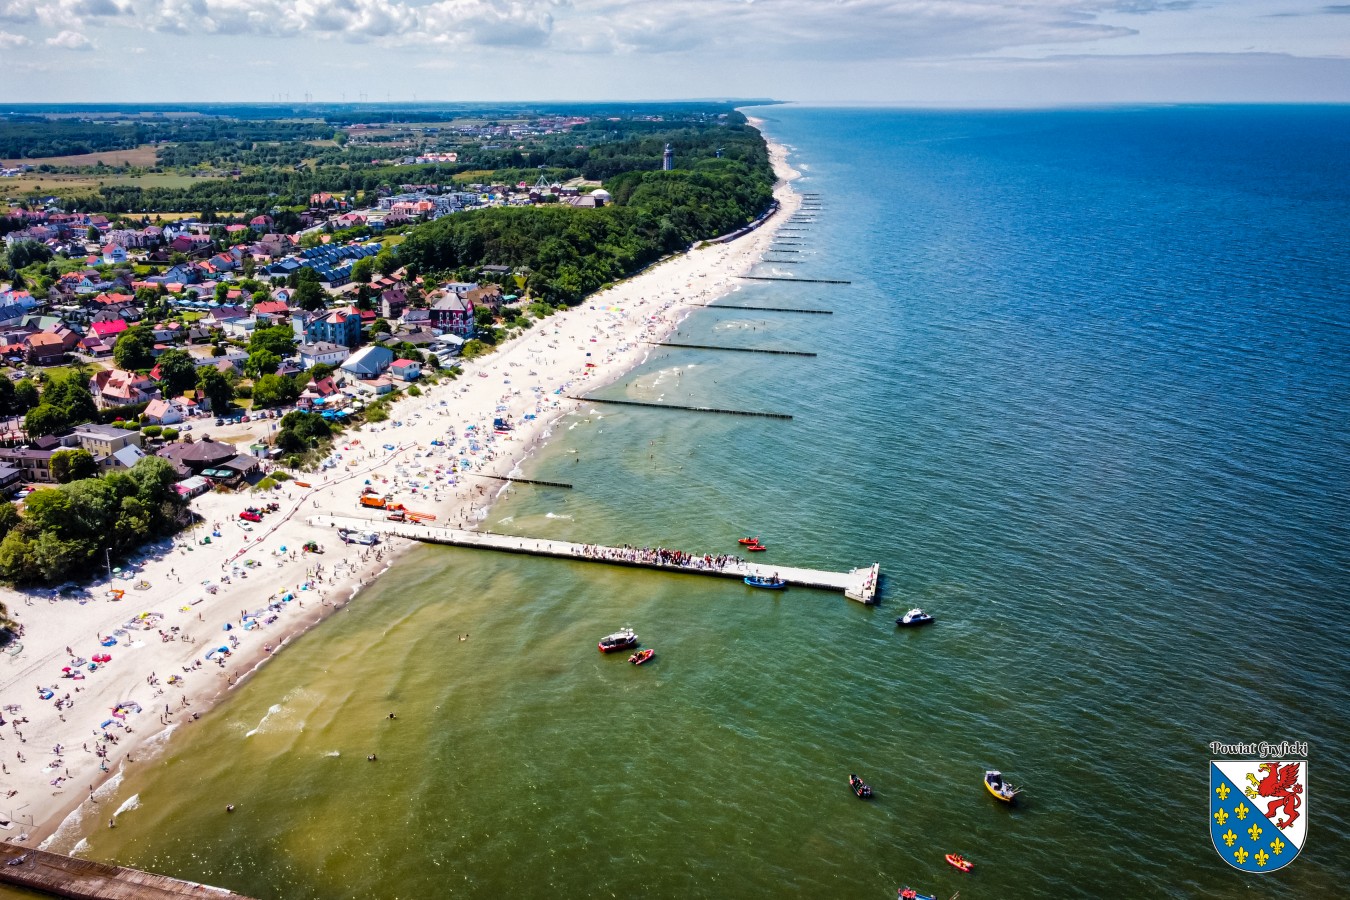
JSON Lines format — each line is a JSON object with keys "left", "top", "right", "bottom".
{"left": 662, "top": 143, "right": 674, "bottom": 171}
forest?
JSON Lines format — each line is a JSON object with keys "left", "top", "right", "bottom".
{"left": 397, "top": 119, "right": 774, "bottom": 304}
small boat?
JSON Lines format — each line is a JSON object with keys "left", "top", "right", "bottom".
{"left": 898, "top": 890, "right": 937, "bottom": 900}
{"left": 746, "top": 544, "right": 768, "bottom": 552}
{"left": 848, "top": 774, "right": 873, "bottom": 799}
{"left": 896, "top": 608, "right": 934, "bottom": 627}
{"left": 744, "top": 575, "right": 786, "bottom": 589}
{"left": 984, "top": 769, "right": 1019, "bottom": 803}
{"left": 945, "top": 853, "right": 972, "bottom": 873}
{"left": 737, "top": 536, "right": 761, "bottom": 545}
{"left": 629, "top": 648, "right": 654, "bottom": 665}
{"left": 598, "top": 628, "right": 639, "bottom": 653}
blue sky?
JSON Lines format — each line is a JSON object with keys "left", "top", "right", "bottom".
{"left": 1, "top": 0, "right": 1347, "bottom": 104}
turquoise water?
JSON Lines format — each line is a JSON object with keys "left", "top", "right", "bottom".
{"left": 72, "top": 106, "right": 1350, "bottom": 898}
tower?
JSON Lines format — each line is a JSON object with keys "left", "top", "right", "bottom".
{"left": 662, "top": 143, "right": 673, "bottom": 171}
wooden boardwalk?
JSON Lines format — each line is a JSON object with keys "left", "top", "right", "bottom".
{"left": 0, "top": 845, "right": 255, "bottom": 900}
{"left": 312, "top": 516, "right": 880, "bottom": 604}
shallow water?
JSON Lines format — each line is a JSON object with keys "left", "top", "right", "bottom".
{"left": 63, "top": 106, "right": 1350, "bottom": 898}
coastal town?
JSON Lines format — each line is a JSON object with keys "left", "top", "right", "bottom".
{"left": 0, "top": 104, "right": 796, "bottom": 884}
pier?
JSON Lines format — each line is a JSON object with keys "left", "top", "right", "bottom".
{"left": 648, "top": 341, "right": 816, "bottom": 357}
{"left": 696, "top": 304, "right": 832, "bottom": 314}
{"left": 312, "top": 516, "right": 880, "bottom": 604}
{"left": 567, "top": 396, "right": 792, "bottom": 419}
{"left": 0, "top": 845, "right": 255, "bottom": 900}
{"left": 739, "top": 276, "right": 852, "bottom": 285}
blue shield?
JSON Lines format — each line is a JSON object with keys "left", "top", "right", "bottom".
{"left": 1210, "top": 760, "right": 1306, "bottom": 873}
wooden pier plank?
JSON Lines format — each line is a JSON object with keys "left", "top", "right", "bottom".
{"left": 0, "top": 845, "right": 255, "bottom": 900}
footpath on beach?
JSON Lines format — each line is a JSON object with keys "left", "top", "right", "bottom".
{"left": 0, "top": 131, "right": 804, "bottom": 852}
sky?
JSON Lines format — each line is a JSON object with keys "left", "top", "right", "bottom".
{"left": 0, "top": 0, "right": 1348, "bottom": 104}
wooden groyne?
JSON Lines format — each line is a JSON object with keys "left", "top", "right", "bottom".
{"left": 567, "top": 396, "right": 792, "bottom": 420}
{"left": 696, "top": 304, "right": 832, "bottom": 314}
{"left": 740, "top": 276, "right": 852, "bottom": 285}
{"left": 471, "top": 474, "right": 573, "bottom": 489}
{"left": 648, "top": 341, "right": 816, "bottom": 357}
{"left": 0, "top": 845, "right": 255, "bottom": 900}
{"left": 767, "top": 249, "right": 800, "bottom": 253}
{"left": 762, "top": 258, "right": 801, "bottom": 264}
{"left": 311, "top": 516, "right": 881, "bottom": 604}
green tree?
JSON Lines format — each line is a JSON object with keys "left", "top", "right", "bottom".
{"left": 156, "top": 349, "right": 198, "bottom": 397}
{"left": 86, "top": 225, "right": 100, "bottom": 242}
{"left": 13, "top": 379, "right": 39, "bottom": 413}
{"left": 113, "top": 326, "right": 156, "bottom": 371}
{"left": 350, "top": 256, "right": 374, "bottom": 284}
{"left": 23, "top": 403, "right": 67, "bottom": 437}
{"left": 196, "top": 366, "right": 234, "bottom": 415}
{"left": 294, "top": 279, "right": 327, "bottom": 312}
{"left": 51, "top": 449, "right": 98, "bottom": 484}
{"left": 252, "top": 373, "right": 299, "bottom": 408}
{"left": 245, "top": 349, "right": 281, "bottom": 378}
{"left": 0, "top": 379, "right": 16, "bottom": 417}
{"left": 248, "top": 324, "right": 296, "bottom": 357}
{"left": 375, "top": 250, "right": 399, "bottom": 276}
{"left": 214, "top": 283, "right": 230, "bottom": 304}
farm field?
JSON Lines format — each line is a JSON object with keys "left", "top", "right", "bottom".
{"left": 1, "top": 144, "right": 161, "bottom": 168}
{"left": 3, "top": 170, "right": 224, "bottom": 196}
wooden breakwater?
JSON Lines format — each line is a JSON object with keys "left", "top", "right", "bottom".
{"left": 470, "top": 474, "right": 573, "bottom": 489}
{"left": 0, "top": 845, "right": 255, "bottom": 900}
{"left": 567, "top": 396, "right": 792, "bottom": 420}
{"left": 648, "top": 342, "right": 817, "bottom": 357}
{"left": 739, "top": 276, "right": 852, "bottom": 285}
{"left": 310, "top": 516, "right": 881, "bottom": 604}
{"left": 696, "top": 304, "right": 833, "bottom": 314}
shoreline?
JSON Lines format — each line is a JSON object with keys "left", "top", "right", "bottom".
{"left": 2, "top": 120, "right": 800, "bottom": 852}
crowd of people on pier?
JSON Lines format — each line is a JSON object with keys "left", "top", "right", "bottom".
{"left": 575, "top": 544, "right": 745, "bottom": 571}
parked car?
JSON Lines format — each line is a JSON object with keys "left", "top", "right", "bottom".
{"left": 241, "top": 415, "right": 250, "bottom": 422}
{"left": 215, "top": 418, "right": 224, "bottom": 426}
{"left": 239, "top": 511, "right": 262, "bottom": 523}
{"left": 180, "top": 424, "right": 192, "bottom": 432}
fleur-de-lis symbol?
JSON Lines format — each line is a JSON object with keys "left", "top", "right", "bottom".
{"left": 1234, "top": 847, "right": 1250, "bottom": 865}
{"left": 1270, "top": 837, "right": 1286, "bottom": 856}
{"left": 1248, "top": 823, "right": 1263, "bottom": 841}
{"left": 1235, "top": 802, "right": 1250, "bottom": 821}
{"left": 1255, "top": 849, "right": 1270, "bottom": 868}
{"left": 1222, "top": 829, "right": 1238, "bottom": 847}
{"left": 1214, "top": 808, "right": 1229, "bottom": 826}
{"left": 1215, "top": 783, "right": 1230, "bottom": 800}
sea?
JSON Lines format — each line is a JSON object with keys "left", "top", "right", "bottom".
{"left": 34, "top": 106, "right": 1350, "bottom": 899}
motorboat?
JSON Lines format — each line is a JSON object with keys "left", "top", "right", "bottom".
{"left": 984, "top": 769, "right": 1019, "bottom": 803}
{"left": 744, "top": 575, "right": 786, "bottom": 589}
{"left": 896, "top": 608, "right": 934, "bottom": 627}
{"left": 746, "top": 544, "right": 768, "bottom": 552}
{"left": 598, "top": 628, "right": 638, "bottom": 653}
{"left": 945, "top": 854, "right": 973, "bottom": 873}
{"left": 737, "top": 536, "right": 761, "bottom": 545}
{"left": 629, "top": 648, "right": 654, "bottom": 665}
{"left": 848, "top": 774, "right": 873, "bottom": 799}
{"left": 898, "top": 890, "right": 937, "bottom": 900}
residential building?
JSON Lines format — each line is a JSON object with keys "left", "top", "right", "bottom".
{"left": 340, "top": 345, "right": 393, "bottom": 379}
{"left": 298, "top": 341, "right": 351, "bottom": 369}
{"left": 143, "top": 398, "right": 184, "bottom": 426}
{"left": 430, "top": 293, "right": 474, "bottom": 336}
{"left": 303, "top": 306, "right": 362, "bottom": 349}
{"left": 72, "top": 423, "right": 145, "bottom": 458}
{"left": 0, "top": 448, "right": 56, "bottom": 483}
{"left": 390, "top": 359, "right": 422, "bottom": 381}
{"left": 89, "top": 368, "right": 157, "bottom": 409}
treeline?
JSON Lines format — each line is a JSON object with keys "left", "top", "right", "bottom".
{"left": 398, "top": 123, "right": 774, "bottom": 304}
{"left": 0, "top": 457, "right": 186, "bottom": 586}
{"left": 0, "top": 118, "right": 335, "bottom": 160}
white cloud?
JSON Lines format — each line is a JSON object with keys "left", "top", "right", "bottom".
{"left": 0, "top": 27, "right": 30, "bottom": 45}
{"left": 46, "top": 28, "right": 95, "bottom": 48}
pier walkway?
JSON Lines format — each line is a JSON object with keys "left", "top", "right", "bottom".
{"left": 0, "top": 845, "right": 255, "bottom": 900}
{"left": 311, "top": 516, "right": 880, "bottom": 604}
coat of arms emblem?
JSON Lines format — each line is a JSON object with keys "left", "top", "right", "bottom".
{"left": 1210, "top": 760, "right": 1306, "bottom": 872}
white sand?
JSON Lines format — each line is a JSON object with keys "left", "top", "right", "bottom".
{"left": 0, "top": 125, "right": 799, "bottom": 848}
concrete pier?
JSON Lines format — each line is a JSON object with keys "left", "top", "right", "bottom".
{"left": 312, "top": 516, "right": 881, "bottom": 604}
{"left": 0, "top": 845, "right": 255, "bottom": 900}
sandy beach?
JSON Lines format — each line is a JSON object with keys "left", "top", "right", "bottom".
{"left": 0, "top": 123, "right": 799, "bottom": 849}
